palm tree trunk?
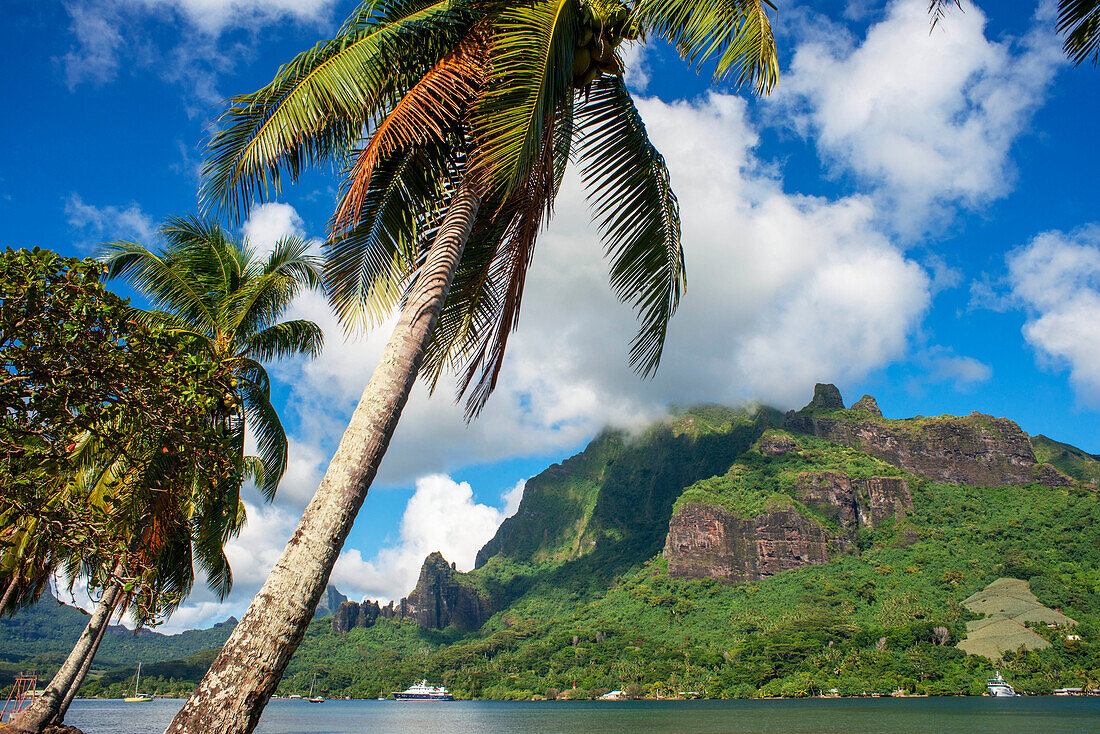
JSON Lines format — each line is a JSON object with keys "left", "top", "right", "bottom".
{"left": 9, "top": 573, "right": 124, "bottom": 733}
{"left": 51, "top": 590, "right": 117, "bottom": 725}
{"left": 0, "top": 577, "right": 17, "bottom": 615}
{"left": 166, "top": 185, "right": 481, "bottom": 734}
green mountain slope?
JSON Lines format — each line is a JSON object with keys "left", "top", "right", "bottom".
{"left": 276, "top": 392, "right": 1100, "bottom": 699}
{"left": 1032, "top": 434, "right": 1100, "bottom": 486}
{"left": 0, "top": 592, "right": 236, "bottom": 692}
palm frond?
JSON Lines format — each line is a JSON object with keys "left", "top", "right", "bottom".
{"left": 244, "top": 320, "right": 325, "bottom": 362}
{"left": 633, "top": 0, "right": 778, "bottom": 94}
{"left": 240, "top": 381, "right": 288, "bottom": 501}
{"left": 324, "top": 146, "right": 452, "bottom": 330}
{"left": 469, "top": 0, "right": 577, "bottom": 199}
{"left": 332, "top": 31, "right": 488, "bottom": 236}
{"left": 928, "top": 1, "right": 963, "bottom": 32}
{"left": 231, "top": 235, "right": 322, "bottom": 339}
{"left": 201, "top": 0, "right": 471, "bottom": 222}
{"left": 99, "top": 242, "right": 217, "bottom": 334}
{"left": 1060, "top": 0, "right": 1100, "bottom": 65}
{"left": 574, "top": 75, "right": 684, "bottom": 377}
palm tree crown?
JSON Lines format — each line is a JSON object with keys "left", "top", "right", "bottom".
{"left": 202, "top": 0, "right": 777, "bottom": 416}
{"left": 100, "top": 215, "right": 324, "bottom": 498}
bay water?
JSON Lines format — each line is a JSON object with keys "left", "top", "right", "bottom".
{"left": 59, "top": 697, "right": 1100, "bottom": 733}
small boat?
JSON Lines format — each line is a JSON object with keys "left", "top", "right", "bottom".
{"left": 124, "top": 663, "right": 153, "bottom": 702}
{"left": 393, "top": 681, "right": 454, "bottom": 701}
{"left": 986, "top": 671, "right": 1017, "bottom": 697}
{"left": 308, "top": 673, "right": 325, "bottom": 703}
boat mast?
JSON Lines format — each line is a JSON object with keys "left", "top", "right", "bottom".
{"left": 134, "top": 663, "right": 141, "bottom": 697}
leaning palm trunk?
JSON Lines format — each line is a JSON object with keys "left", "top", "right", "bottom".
{"left": 9, "top": 573, "right": 124, "bottom": 733}
{"left": 52, "top": 596, "right": 115, "bottom": 725}
{"left": 166, "top": 186, "right": 481, "bottom": 734}
{"left": 0, "top": 577, "right": 17, "bottom": 615}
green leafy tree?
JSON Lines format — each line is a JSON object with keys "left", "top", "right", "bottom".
{"left": 0, "top": 248, "right": 250, "bottom": 732}
{"left": 167, "top": 1, "right": 778, "bottom": 731}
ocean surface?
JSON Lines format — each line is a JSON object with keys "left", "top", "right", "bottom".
{"left": 55, "top": 697, "right": 1100, "bottom": 733}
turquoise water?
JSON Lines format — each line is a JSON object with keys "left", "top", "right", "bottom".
{"left": 59, "top": 697, "right": 1100, "bottom": 733}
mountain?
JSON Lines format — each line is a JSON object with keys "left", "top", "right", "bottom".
{"left": 6, "top": 386, "right": 1100, "bottom": 700}
{"left": 292, "top": 387, "right": 1100, "bottom": 699}
{"left": 1, "top": 582, "right": 346, "bottom": 692}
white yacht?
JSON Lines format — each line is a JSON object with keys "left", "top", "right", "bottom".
{"left": 393, "top": 681, "right": 454, "bottom": 701}
{"left": 986, "top": 671, "right": 1017, "bottom": 697}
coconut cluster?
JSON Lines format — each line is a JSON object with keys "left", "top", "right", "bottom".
{"left": 572, "top": 2, "right": 640, "bottom": 89}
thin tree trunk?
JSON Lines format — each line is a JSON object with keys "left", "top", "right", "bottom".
{"left": 51, "top": 590, "right": 118, "bottom": 724}
{"left": 9, "top": 573, "right": 124, "bottom": 733}
{"left": 166, "top": 185, "right": 481, "bottom": 734}
{"left": 0, "top": 577, "right": 18, "bottom": 615}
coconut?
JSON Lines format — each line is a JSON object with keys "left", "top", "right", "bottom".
{"left": 572, "top": 47, "right": 592, "bottom": 76}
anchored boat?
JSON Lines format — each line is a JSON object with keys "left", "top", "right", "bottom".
{"left": 393, "top": 681, "right": 454, "bottom": 701}
{"left": 308, "top": 672, "right": 325, "bottom": 703}
{"left": 124, "top": 662, "right": 153, "bottom": 702}
{"left": 986, "top": 671, "right": 1017, "bottom": 697}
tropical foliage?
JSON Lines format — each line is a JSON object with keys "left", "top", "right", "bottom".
{"left": 0, "top": 247, "right": 242, "bottom": 623}
{"left": 100, "top": 215, "right": 323, "bottom": 500}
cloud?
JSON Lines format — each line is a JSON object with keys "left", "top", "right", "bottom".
{"left": 243, "top": 201, "right": 307, "bottom": 251}
{"left": 920, "top": 346, "right": 993, "bottom": 390}
{"left": 64, "top": 193, "right": 156, "bottom": 247}
{"left": 135, "top": 0, "right": 335, "bottom": 34}
{"left": 329, "top": 474, "right": 520, "bottom": 603}
{"left": 59, "top": 0, "right": 336, "bottom": 108}
{"left": 1008, "top": 226, "right": 1100, "bottom": 405}
{"left": 502, "top": 479, "right": 526, "bottom": 518}
{"left": 774, "top": 0, "right": 1063, "bottom": 232}
{"left": 61, "top": 2, "right": 127, "bottom": 88}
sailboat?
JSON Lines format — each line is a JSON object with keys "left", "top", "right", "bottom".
{"left": 124, "top": 662, "right": 153, "bottom": 702}
{"left": 308, "top": 672, "right": 325, "bottom": 703}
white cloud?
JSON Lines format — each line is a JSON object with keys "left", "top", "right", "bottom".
{"left": 64, "top": 193, "right": 156, "bottom": 247}
{"left": 1008, "top": 226, "right": 1100, "bottom": 405}
{"left": 619, "top": 41, "right": 650, "bottom": 93}
{"left": 774, "top": 0, "right": 1063, "bottom": 232}
{"left": 329, "top": 474, "right": 521, "bottom": 602}
{"left": 502, "top": 479, "right": 526, "bottom": 518}
{"left": 243, "top": 201, "right": 307, "bottom": 252}
{"left": 923, "top": 346, "right": 993, "bottom": 389}
{"left": 61, "top": 2, "right": 127, "bottom": 88}
{"left": 135, "top": 0, "right": 334, "bottom": 34}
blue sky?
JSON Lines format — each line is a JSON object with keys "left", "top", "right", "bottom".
{"left": 4, "top": 0, "right": 1100, "bottom": 631}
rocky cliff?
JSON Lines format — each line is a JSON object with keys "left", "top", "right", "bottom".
{"left": 313, "top": 585, "right": 348, "bottom": 619}
{"left": 784, "top": 384, "right": 1073, "bottom": 488}
{"left": 332, "top": 552, "right": 489, "bottom": 634}
{"left": 664, "top": 502, "right": 846, "bottom": 582}
{"left": 795, "top": 471, "right": 912, "bottom": 530}
{"left": 663, "top": 436, "right": 913, "bottom": 582}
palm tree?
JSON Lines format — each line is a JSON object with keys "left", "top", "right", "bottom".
{"left": 931, "top": 0, "right": 1100, "bottom": 66}
{"left": 9, "top": 221, "right": 322, "bottom": 733}
{"left": 9, "top": 391, "right": 255, "bottom": 732}
{"left": 167, "top": 2, "right": 777, "bottom": 731}
{"left": 100, "top": 215, "right": 324, "bottom": 499}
